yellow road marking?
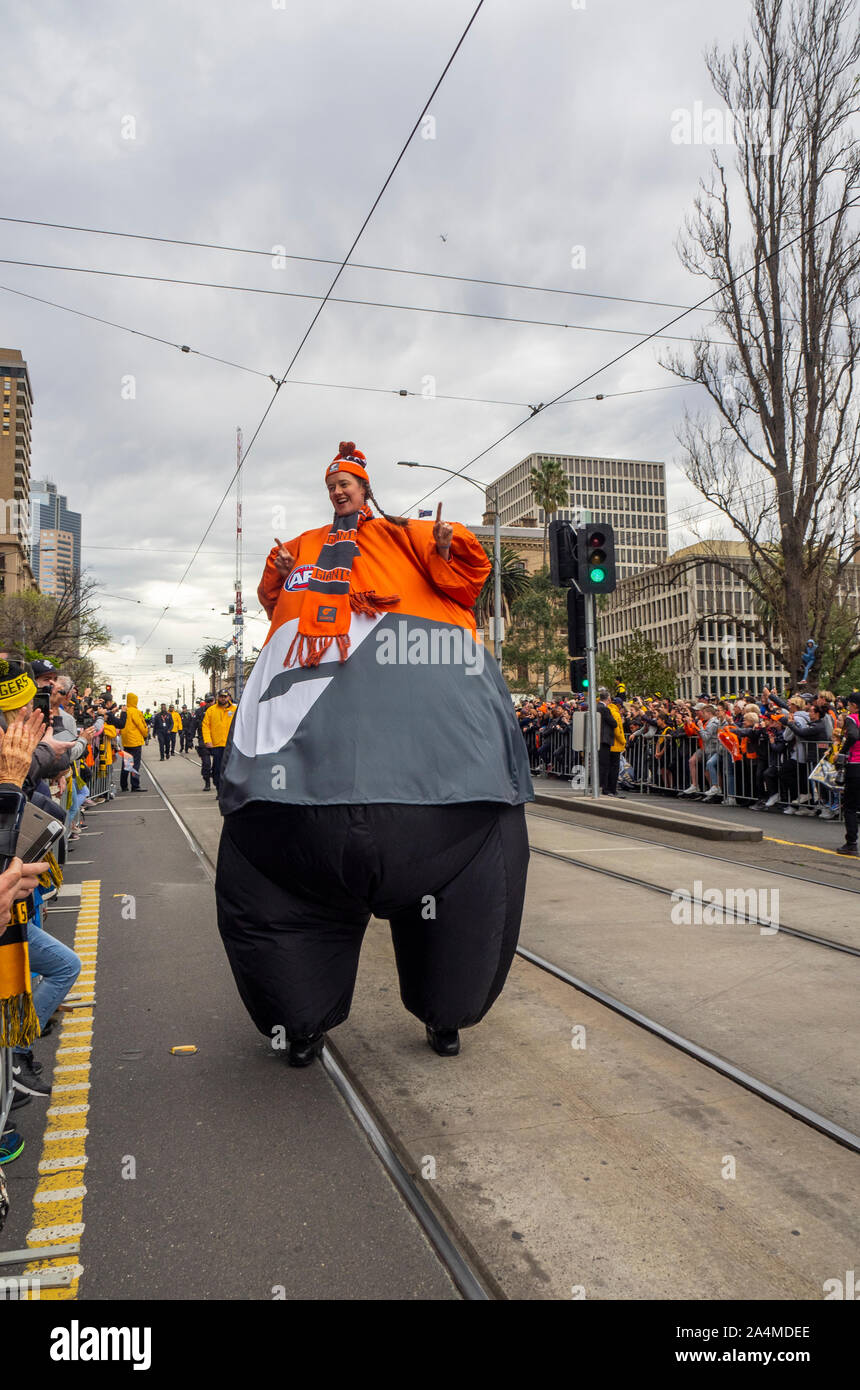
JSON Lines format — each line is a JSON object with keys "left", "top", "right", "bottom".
{"left": 24, "top": 880, "right": 100, "bottom": 1300}
{"left": 763, "top": 836, "right": 858, "bottom": 857}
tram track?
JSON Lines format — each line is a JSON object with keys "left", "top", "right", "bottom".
{"left": 526, "top": 838, "right": 860, "bottom": 959}
{"left": 520, "top": 809, "right": 860, "bottom": 1155}
{"left": 527, "top": 806, "right": 860, "bottom": 898}
{"left": 143, "top": 760, "right": 860, "bottom": 1269}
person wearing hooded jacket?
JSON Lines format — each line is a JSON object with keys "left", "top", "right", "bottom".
{"left": 112, "top": 692, "right": 147, "bottom": 792}
{"left": 215, "top": 441, "right": 532, "bottom": 1067}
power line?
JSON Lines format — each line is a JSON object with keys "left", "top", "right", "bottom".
{"left": 135, "top": 0, "right": 487, "bottom": 653}
{"left": 405, "top": 194, "right": 860, "bottom": 512}
{"left": 0, "top": 282, "right": 275, "bottom": 380}
{"left": 2, "top": 280, "right": 697, "bottom": 410}
{"left": 0, "top": 254, "right": 820, "bottom": 353}
{"left": 0, "top": 211, "right": 750, "bottom": 316}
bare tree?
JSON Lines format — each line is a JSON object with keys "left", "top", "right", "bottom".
{"left": 0, "top": 569, "right": 110, "bottom": 664}
{"left": 664, "top": 0, "right": 860, "bottom": 685}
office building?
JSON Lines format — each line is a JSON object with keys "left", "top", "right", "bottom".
{"left": 31, "top": 480, "right": 82, "bottom": 597}
{"left": 487, "top": 451, "right": 668, "bottom": 577}
{"left": 599, "top": 542, "right": 793, "bottom": 698}
{"left": 0, "top": 348, "right": 35, "bottom": 593}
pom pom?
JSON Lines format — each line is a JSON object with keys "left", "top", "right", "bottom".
{"left": 339, "top": 440, "right": 356, "bottom": 457}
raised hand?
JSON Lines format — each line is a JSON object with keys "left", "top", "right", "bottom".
{"left": 0, "top": 710, "right": 46, "bottom": 786}
{"left": 272, "top": 538, "right": 296, "bottom": 578}
{"left": 433, "top": 503, "right": 453, "bottom": 560}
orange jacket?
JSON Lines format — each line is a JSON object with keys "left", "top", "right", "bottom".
{"left": 258, "top": 519, "right": 490, "bottom": 635}
{"left": 219, "top": 516, "right": 530, "bottom": 815}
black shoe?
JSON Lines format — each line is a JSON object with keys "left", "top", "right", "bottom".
{"left": 288, "top": 1035, "right": 324, "bottom": 1067}
{"left": 10, "top": 1088, "right": 32, "bottom": 1111}
{"left": 203, "top": 782, "right": 211, "bottom": 791}
{"left": 836, "top": 843, "right": 859, "bottom": 856}
{"left": 11, "top": 1055, "right": 51, "bottom": 1097}
{"left": 20, "top": 1048, "right": 42, "bottom": 1076}
{"left": 130, "top": 786, "right": 144, "bottom": 793}
{"left": 425, "top": 1025, "right": 460, "bottom": 1056}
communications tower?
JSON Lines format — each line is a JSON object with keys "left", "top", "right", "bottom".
{"left": 234, "top": 426, "right": 244, "bottom": 704}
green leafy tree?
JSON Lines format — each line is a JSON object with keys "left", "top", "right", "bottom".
{"left": 475, "top": 542, "right": 531, "bottom": 625}
{"left": 597, "top": 632, "right": 678, "bottom": 698}
{"left": 199, "top": 643, "right": 228, "bottom": 694}
{"left": 529, "top": 457, "right": 569, "bottom": 568}
{"left": 504, "top": 569, "right": 569, "bottom": 696}
{"left": 818, "top": 603, "right": 860, "bottom": 690}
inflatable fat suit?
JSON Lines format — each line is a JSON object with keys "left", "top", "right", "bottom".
{"left": 215, "top": 442, "right": 533, "bottom": 1062}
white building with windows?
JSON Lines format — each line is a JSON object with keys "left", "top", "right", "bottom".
{"left": 487, "top": 450, "right": 668, "bottom": 578}
{"left": 599, "top": 541, "right": 792, "bottom": 698}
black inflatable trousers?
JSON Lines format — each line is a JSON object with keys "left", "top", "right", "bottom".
{"left": 216, "top": 802, "right": 529, "bottom": 1040}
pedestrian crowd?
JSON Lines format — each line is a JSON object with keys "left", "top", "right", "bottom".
{"left": 0, "top": 655, "right": 238, "bottom": 1224}
{"left": 149, "top": 691, "right": 236, "bottom": 792}
{"left": 517, "top": 685, "right": 860, "bottom": 856}
{"left": 0, "top": 656, "right": 107, "bottom": 1201}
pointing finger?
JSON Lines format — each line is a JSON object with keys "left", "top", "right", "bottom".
{"left": 436, "top": 503, "right": 442, "bottom": 523}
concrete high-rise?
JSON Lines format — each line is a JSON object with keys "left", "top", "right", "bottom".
{"left": 487, "top": 450, "right": 669, "bottom": 578}
{"left": 31, "top": 480, "right": 82, "bottom": 598}
{"left": 0, "top": 348, "right": 35, "bottom": 594}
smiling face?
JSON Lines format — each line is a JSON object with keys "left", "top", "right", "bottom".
{"left": 326, "top": 471, "right": 366, "bottom": 518}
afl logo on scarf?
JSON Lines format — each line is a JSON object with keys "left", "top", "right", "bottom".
{"left": 285, "top": 564, "right": 314, "bottom": 591}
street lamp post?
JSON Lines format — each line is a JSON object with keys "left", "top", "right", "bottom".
{"left": 397, "top": 462, "right": 503, "bottom": 664}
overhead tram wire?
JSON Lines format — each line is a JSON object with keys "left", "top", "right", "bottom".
{"left": 0, "top": 282, "right": 276, "bottom": 381}
{"left": 405, "top": 193, "right": 860, "bottom": 513}
{"left": 2, "top": 255, "right": 842, "bottom": 356}
{"left": 0, "top": 211, "right": 820, "bottom": 326}
{"left": 135, "top": 0, "right": 488, "bottom": 655}
{"left": 0, "top": 279, "right": 696, "bottom": 410}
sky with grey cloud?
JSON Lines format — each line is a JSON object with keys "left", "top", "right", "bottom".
{"left": 1, "top": 0, "right": 758, "bottom": 700}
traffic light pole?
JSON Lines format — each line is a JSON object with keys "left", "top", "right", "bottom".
{"left": 585, "top": 591, "right": 600, "bottom": 798}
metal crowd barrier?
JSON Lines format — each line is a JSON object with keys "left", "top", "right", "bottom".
{"left": 521, "top": 722, "right": 843, "bottom": 819}
{"left": 522, "top": 722, "right": 587, "bottom": 782}
{"left": 82, "top": 734, "right": 118, "bottom": 804}
{"left": 0, "top": 1048, "right": 12, "bottom": 1141}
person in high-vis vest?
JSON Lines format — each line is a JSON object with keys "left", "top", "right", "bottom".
{"left": 169, "top": 706, "right": 182, "bottom": 757}
{"left": 596, "top": 687, "right": 626, "bottom": 796}
{"left": 215, "top": 441, "right": 532, "bottom": 1066}
{"left": 201, "top": 690, "right": 236, "bottom": 793}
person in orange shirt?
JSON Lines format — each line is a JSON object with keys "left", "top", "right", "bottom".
{"left": 216, "top": 441, "right": 532, "bottom": 1067}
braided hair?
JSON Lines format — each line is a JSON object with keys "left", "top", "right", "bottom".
{"left": 363, "top": 483, "right": 410, "bottom": 529}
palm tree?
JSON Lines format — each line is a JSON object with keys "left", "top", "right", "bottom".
{"left": 199, "top": 643, "right": 228, "bottom": 695}
{"left": 476, "top": 543, "right": 531, "bottom": 625}
{"left": 529, "top": 457, "right": 569, "bottom": 567}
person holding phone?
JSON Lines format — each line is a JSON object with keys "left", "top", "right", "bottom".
{"left": 0, "top": 676, "right": 78, "bottom": 1099}
{"left": 216, "top": 441, "right": 532, "bottom": 1066}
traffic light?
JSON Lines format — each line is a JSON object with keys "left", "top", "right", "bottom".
{"left": 577, "top": 522, "right": 616, "bottom": 594}
{"left": 567, "top": 586, "right": 588, "bottom": 691}
{"left": 548, "top": 519, "right": 578, "bottom": 587}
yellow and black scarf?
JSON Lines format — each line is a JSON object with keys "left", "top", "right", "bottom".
{"left": 0, "top": 901, "right": 38, "bottom": 1047}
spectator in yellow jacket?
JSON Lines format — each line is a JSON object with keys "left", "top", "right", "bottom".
{"left": 202, "top": 689, "right": 236, "bottom": 794}
{"left": 116, "top": 692, "right": 148, "bottom": 792}
{"left": 169, "top": 705, "right": 182, "bottom": 757}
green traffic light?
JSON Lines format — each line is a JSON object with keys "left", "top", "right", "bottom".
{"left": 583, "top": 678, "right": 589, "bottom": 688}
{"left": 589, "top": 566, "right": 606, "bottom": 584}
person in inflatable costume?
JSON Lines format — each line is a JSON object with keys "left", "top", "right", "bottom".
{"left": 215, "top": 442, "right": 533, "bottom": 1065}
